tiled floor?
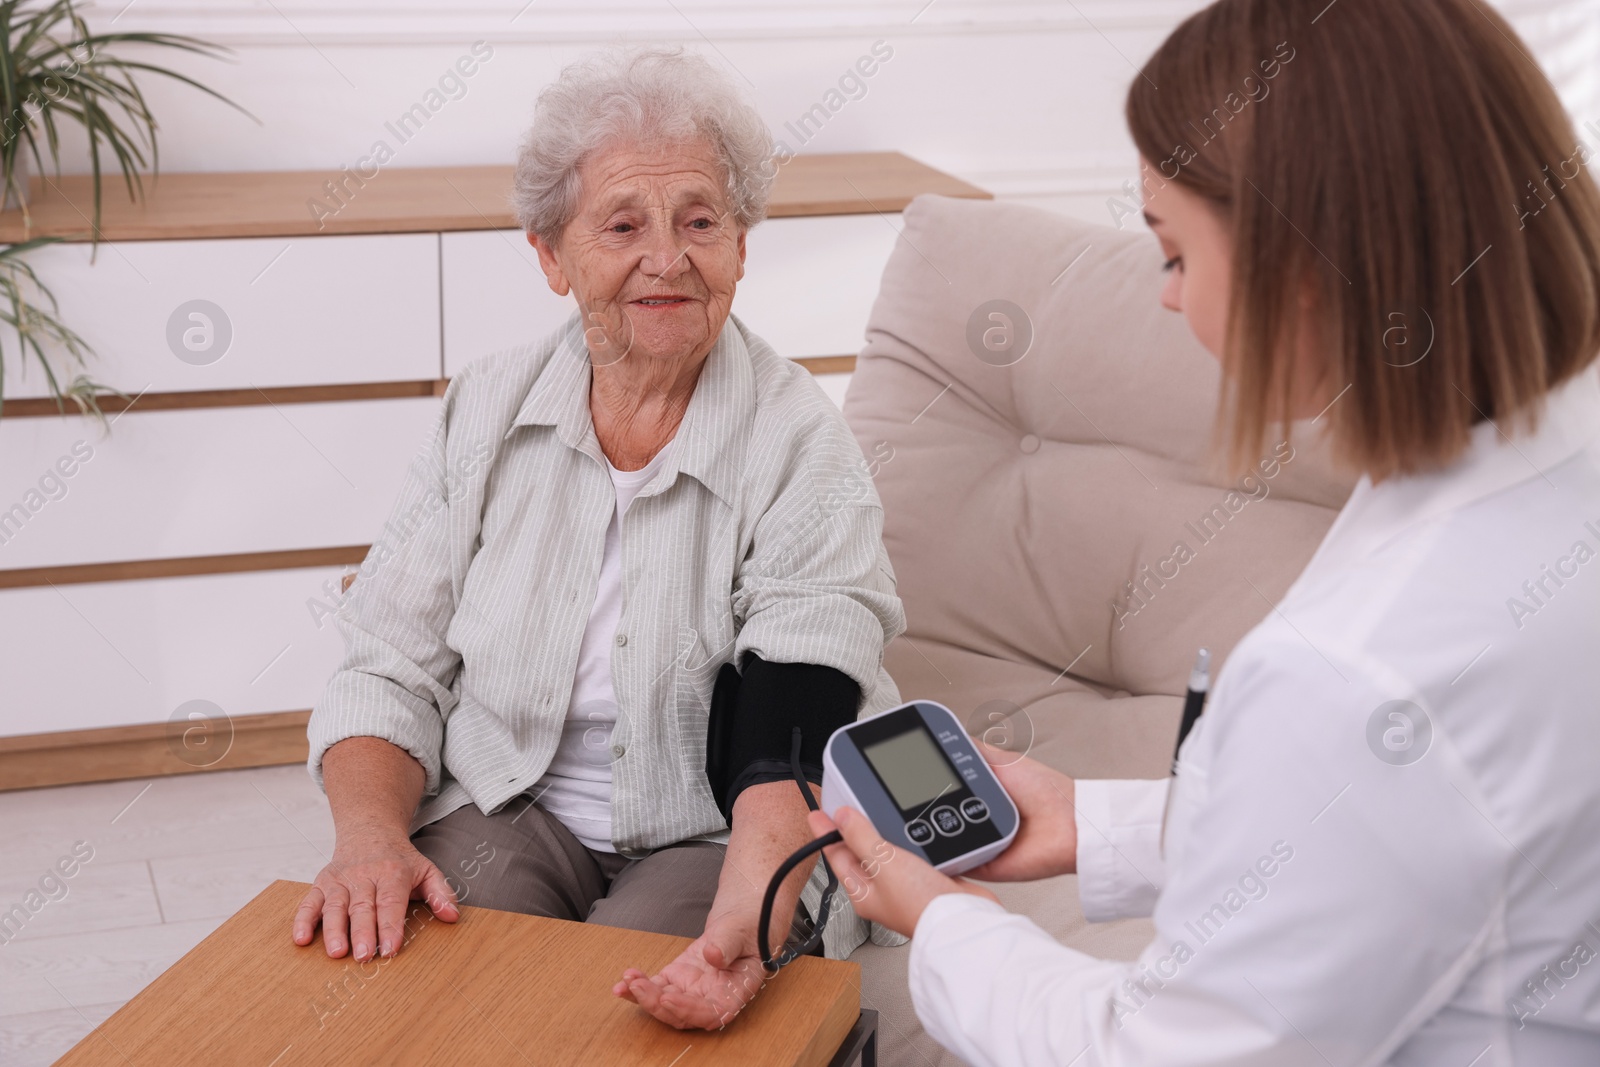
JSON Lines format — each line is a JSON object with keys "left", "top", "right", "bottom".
{"left": 0, "top": 765, "right": 334, "bottom": 1066}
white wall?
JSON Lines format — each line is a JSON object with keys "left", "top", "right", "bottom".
{"left": 75, "top": 0, "right": 1600, "bottom": 228}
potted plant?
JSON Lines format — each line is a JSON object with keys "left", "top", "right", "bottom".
{"left": 0, "top": 0, "right": 245, "bottom": 419}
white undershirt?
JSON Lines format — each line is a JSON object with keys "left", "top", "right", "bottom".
{"left": 533, "top": 441, "right": 674, "bottom": 853}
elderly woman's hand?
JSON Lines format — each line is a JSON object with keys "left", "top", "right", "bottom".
{"left": 613, "top": 780, "right": 820, "bottom": 1029}
{"left": 612, "top": 911, "right": 768, "bottom": 1029}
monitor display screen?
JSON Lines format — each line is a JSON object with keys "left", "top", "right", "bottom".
{"left": 860, "top": 728, "right": 961, "bottom": 811}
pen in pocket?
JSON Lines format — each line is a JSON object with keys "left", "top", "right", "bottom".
{"left": 1161, "top": 648, "right": 1211, "bottom": 853}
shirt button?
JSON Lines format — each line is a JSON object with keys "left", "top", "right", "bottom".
{"left": 612, "top": 743, "right": 626, "bottom": 758}
{"left": 615, "top": 633, "right": 627, "bottom": 647}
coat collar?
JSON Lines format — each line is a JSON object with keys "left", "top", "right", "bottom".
{"left": 507, "top": 312, "right": 756, "bottom": 508}
{"left": 1294, "top": 364, "right": 1600, "bottom": 590}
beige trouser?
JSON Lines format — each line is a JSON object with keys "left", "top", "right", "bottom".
{"left": 411, "top": 792, "right": 814, "bottom": 948}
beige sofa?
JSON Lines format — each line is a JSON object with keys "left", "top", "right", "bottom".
{"left": 839, "top": 194, "right": 1358, "bottom": 1065}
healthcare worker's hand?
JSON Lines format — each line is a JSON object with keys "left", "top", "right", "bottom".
{"left": 961, "top": 742, "right": 1079, "bottom": 882}
{"left": 809, "top": 806, "right": 1000, "bottom": 938}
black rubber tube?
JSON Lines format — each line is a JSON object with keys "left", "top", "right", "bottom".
{"left": 757, "top": 727, "right": 842, "bottom": 972}
{"left": 757, "top": 831, "right": 842, "bottom": 972}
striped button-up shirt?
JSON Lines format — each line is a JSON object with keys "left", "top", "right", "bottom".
{"left": 308, "top": 312, "right": 904, "bottom": 870}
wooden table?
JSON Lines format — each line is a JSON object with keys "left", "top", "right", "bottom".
{"left": 56, "top": 880, "right": 868, "bottom": 1066}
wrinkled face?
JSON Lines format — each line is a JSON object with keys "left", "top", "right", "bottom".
{"left": 531, "top": 137, "right": 746, "bottom": 371}
{"left": 1141, "top": 156, "right": 1330, "bottom": 419}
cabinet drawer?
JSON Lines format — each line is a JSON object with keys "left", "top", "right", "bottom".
{"left": 0, "top": 567, "right": 349, "bottom": 735}
{"left": 737, "top": 214, "right": 900, "bottom": 358}
{"left": 440, "top": 214, "right": 899, "bottom": 376}
{"left": 1, "top": 233, "right": 441, "bottom": 399}
{"left": 0, "top": 397, "right": 440, "bottom": 569}
{"left": 440, "top": 229, "right": 575, "bottom": 377}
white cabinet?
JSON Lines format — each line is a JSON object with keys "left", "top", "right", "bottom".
{"left": 0, "top": 233, "right": 442, "bottom": 399}
{"left": 0, "top": 398, "right": 440, "bottom": 569}
{"left": 1, "top": 208, "right": 891, "bottom": 742}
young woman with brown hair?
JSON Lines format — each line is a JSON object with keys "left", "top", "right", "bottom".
{"left": 813, "top": 1, "right": 1600, "bottom": 1062}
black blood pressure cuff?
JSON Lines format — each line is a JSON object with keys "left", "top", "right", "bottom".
{"left": 704, "top": 652, "right": 862, "bottom": 822}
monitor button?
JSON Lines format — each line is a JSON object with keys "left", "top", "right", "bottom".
{"left": 931, "top": 805, "right": 964, "bottom": 837}
{"left": 960, "top": 797, "right": 991, "bottom": 824}
{"left": 905, "top": 818, "right": 935, "bottom": 846}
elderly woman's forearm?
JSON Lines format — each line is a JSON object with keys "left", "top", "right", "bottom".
{"left": 323, "top": 736, "right": 428, "bottom": 845}
{"left": 713, "top": 779, "right": 822, "bottom": 941}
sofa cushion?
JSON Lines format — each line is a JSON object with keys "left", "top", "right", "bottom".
{"left": 845, "top": 194, "right": 1357, "bottom": 779}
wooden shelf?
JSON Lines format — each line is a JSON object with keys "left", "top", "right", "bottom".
{"left": 0, "top": 152, "right": 989, "bottom": 243}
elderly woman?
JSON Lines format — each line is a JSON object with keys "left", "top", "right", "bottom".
{"left": 293, "top": 47, "right": 904, "bottom": 1029}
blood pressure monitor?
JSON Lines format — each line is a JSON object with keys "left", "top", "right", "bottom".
{"left": 821, "top": 700, "right": 1019, "bottom": 875}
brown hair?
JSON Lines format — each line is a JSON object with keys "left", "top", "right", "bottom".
{"left": 1126, "top": 0, "right": 1600, "bottom": 479}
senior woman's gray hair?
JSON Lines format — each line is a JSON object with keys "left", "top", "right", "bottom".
{"left": 512, "top": 47, "right": 776, "bottom": 245}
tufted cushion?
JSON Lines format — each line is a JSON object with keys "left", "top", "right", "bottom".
{"left": 845, "top": 193, "right": 1356, "bottom": 780}
{"left": 839, "top": 194, "right": 1357, "bottom": 1066}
